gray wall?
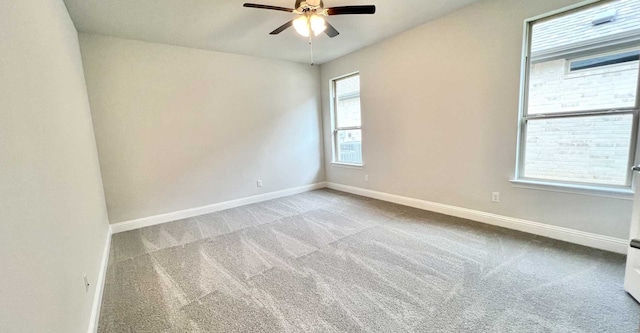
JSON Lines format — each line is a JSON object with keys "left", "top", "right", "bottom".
{"left": 0, "top": 1, "right": 110, "bottom": 332}
{"left": 79, "top": 34, "right": 325, "bottom": 223}
{"left": 320, "top": 0, "right": 634, "bottom": 239}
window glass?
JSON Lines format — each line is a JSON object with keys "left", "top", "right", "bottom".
{"left": 518, "top": 0, "right": 640, "bottom": 188}
{"left": 335, "top": 75, "right": 360, "bottom": 97}
{"left": 527, "top": 54, "right": 639, "bottom": 115}
{"left": 523, "top": 114, "right": 633, "bottom": 186}
{"left": 333, "top": 74, "right": 362, "bottom": 165}
{"left": 336, "top": 129, "right": 363, "bottom": 165}
{"left": 336, "top": 97, "right": 361, "bottom": 128}
{"left": 570, "top": 51, "right": 640, "bottom": 71}
{"left": 530, "top": 0, "right": 640, "bottom": 56}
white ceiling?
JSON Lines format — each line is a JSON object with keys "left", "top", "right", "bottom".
{"left": 63, "top": 0, "right": 479, "bottom": 64}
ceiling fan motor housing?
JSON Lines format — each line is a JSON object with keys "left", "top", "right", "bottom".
{"left": 295, "top": 0, "right": 326, "bottom": 15}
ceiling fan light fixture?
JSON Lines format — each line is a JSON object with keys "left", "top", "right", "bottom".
{"left": 293, "top": 16, "right": 311, "bottom": 37}
{"left": 293, "top": 15, "right": 326, "bottom": 37}
{"left": 310, "top": 15, "right": 327, "bottom": 35}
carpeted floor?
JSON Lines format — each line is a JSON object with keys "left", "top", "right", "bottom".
{"left": 98, "top": 189, "right": 639, "bottom": 332}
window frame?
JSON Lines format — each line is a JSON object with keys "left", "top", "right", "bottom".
{"left": 566, "top": 47, "right": 640, "bottom": 74}
{"left": 515, "top": 0, "right": 640, "bottom": 193}
{"left": 330, "top": 72, "right": 364, "bottom": 167}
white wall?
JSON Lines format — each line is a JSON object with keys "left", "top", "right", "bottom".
{"left": 79, "top": 34, "right": 324, "bottom": 223}
{"left": 0, "top": 1, "right": 110, "bottom": 332}
{"left": 320, "top": 0, "right": 634, "bottom": 240}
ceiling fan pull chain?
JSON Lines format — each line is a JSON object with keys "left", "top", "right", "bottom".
{"left": 309, "top": 34, "right": 315, "bottom": 66}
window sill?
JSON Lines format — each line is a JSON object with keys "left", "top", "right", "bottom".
{"left": 509, "top": 179, "right": 633, "bottom": 200}
{"left": 330, "top": 162, "right": 364, "bottom": 169}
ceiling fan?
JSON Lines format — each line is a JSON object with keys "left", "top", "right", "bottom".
{"left": 243, "top": 0, "right": 376, "bottom": 38}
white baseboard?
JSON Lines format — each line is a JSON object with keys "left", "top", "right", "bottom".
{"left": 327, "top": 182, "right": 628, "bottom": 254}
{"left": 108, "top": 180, "right": 628, "bottom": 254}
{"left": 87, "top": 225, "right": 112, "bottom": 333}
{"left": 111, "top": 182, "right": 327, "bottom": 234}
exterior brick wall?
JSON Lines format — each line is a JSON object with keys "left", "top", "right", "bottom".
{"left": 525, "top": 57, "right": 638, "bottom": 185}
{"left": 524, "top": 114, "right": 633, "bottom": 185}
{"left": 528, "top": 59, "right": 638, "bottom": 114}
{"left": 531, "top": 0, "right": 640, "bottom": 55}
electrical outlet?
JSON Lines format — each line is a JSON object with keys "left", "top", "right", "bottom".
{"left": 364, "top": 175, "right": 369, "bottom": 182}
{"left": 83, "top": 274, "right": 90, "bottom": 292}
{"left": 257, "top": 180, "right": 263, "bottom": 187}
{"left": 491, "top": 192, "right": 500, "bottom": 203}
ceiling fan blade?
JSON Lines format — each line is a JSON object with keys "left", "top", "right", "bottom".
{"left": 243, "top": 3, "right": 294, "bottom": 13}
{"left": 270, "top": 20, "right": 294, "bottom": 35}
{"left": 326, "top": 5, "right": 376, "bottom": 15}
{"left": 324, "top": 22, "right": 340, "bottom": 38}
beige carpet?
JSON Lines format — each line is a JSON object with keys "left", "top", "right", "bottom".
{"left": 98, "top": 189, "right": 639, "bottom": 332}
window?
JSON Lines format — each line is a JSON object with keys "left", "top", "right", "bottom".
{"left": 569, "top": 50, "right": 640, "bottom": 72}
{"left": 331, "top": 73, "right": 363, "bottom": 165}
{"left": 517, "top": 0, "right": 640, "bottom": 189}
